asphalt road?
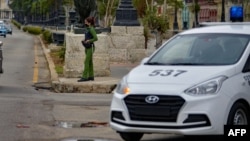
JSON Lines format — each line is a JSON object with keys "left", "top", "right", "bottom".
{"left": 0, "top": 24, "right": 223, "bottom": 141}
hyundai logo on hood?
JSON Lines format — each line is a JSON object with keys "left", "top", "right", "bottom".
{"left": 145, "top": 95, "right": 159, "bottom": 104}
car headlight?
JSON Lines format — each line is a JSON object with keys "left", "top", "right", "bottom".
{"left": 115, "top": 76, "right": 130, "bottom": 94}
{"left": 184, "top": 76, "right": 228, "bottom": 95}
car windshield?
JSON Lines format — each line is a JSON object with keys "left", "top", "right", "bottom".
{"left": 5, "top": 24, "right": 10, "bottom": 28}
{"left": 147, "top": 33, "right": 250, "bottom": 65}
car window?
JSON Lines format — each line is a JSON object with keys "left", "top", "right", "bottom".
{"left": 148, "top": 33, "right": 250, "bottom": 65}
{"left": 153, "top": 36, "right": 194, "bottom": 63}
{"left": 243, "top": 53, "right": 250, "bottom": 72}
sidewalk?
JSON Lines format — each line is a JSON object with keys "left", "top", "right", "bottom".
{"left": 52, "top": 63, "right": 138, "bottom": 94}
{"left": 39, "top": 36, "right": 139, "bottom": 94}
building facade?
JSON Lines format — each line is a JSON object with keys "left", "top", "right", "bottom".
{"left": 0, "top": 0, "right": 12, "bottom": 20}
{"left": 157, "top": 0, "right": 250, "bottom": 30}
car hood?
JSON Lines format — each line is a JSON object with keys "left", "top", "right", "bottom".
{"left": 126, "top": 65, "right": 235, "bottom": 85}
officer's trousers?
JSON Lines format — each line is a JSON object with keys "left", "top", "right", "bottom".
{"left": 82, "top": 46, "right": 94, "bottom": 78}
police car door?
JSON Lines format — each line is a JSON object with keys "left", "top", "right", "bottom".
{"left": 242, "top": 54, "right": 250, "bottom": 100}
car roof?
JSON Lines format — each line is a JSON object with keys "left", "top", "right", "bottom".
{"left": 180, "top": 23, "right": 250, "bottom": 35}
{"left": 4, "top": 24, "right": 11, "bottom": 27}
{"left": 199, "top": 22, "right": 250, "bottom": 26}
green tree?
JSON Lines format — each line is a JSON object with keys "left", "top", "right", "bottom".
{"left": 133, "top": 0, "right": 183, "bottom": 48}
{"left": 10, "top": 0, "right": 74, "bottom": 24}
{"left": 74, "top": 0, "right": 98, "bottom": 23}
{"left": 9, "top": 0, "right": 33, "bottom": 15}
{"left": 63, "top": 0, "right": 75, "bottom": 26}
{"left": 133, "top": 0, "right": 147, "bottom": 18}
{"left": 97, "top": 0, "right": 119, "bottom": 27}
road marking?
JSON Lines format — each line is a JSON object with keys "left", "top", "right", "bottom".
{"left": 33, "top": 44, "right": 39, "bottom": 83}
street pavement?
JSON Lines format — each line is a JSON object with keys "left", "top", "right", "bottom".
{"left": 34, "top": 33, "right": 199, "bottom": 141}
{"left": 38, "top": 36, "right": 140, "bottom": 94}
{"left": 37, "top": 37, "right": 178, "bottom": 141}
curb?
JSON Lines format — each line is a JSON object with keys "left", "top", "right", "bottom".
{"left": 38, "top": 36, "right": 118, "bottom": 94}
{"left": 51, "top": 79, "right": 118, "bottom": 94}
{"left": 38, "top": 36, "right": 59, "bottom": 82}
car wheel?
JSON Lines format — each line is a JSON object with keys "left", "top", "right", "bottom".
{"left": 119, "top": 132, "right": 144, "bottom": 141}
{"left": 4, "top": 35, "right": 6, "bottom": 38}
{"left": 227, "top": 102, "right": 250, "bottom": 125}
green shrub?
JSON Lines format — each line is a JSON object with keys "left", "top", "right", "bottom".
{"left": 58, "top": 46, "right": 66, "bottom": 61}
{"left": 11, "top": 20, "right": 21, "bottom": 29}
{"left": 50, "top": 48, "right": 65, "bottom": 76}
{"left": 27, "top": 26, "right": 42, "bottom": 35}
{"left": 22, "top": 26, "right": 28, "bottom": 32}
{"left": 55, "top": 65, "right": 63, "bottom": 75}
{"left": 42, "top": 30, "right": 53, "bottom": 44}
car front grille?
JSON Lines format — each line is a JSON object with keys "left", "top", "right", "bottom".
{"left": 124, "top": 95, "right": 185, "bottom": 122}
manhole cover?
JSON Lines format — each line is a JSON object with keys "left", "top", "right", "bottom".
{"left": 80, "top": 121, "right": 108, "bottom": 127}
{"left": 61, "top": 138, "right": 116, "bottom": 141}
{"left": 55, "top": 121, "right": 108, "bottom": 128}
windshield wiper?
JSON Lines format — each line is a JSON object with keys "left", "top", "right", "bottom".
{"left": 145, "top": 62, "right": 208, "bottom": 66}
{"left": 167, "top": 63, "right": 206, "bottom": 65}
{"left": 144, "top": 62, "right": 167, "bottom": 65}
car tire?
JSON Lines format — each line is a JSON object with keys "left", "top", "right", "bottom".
{"left": 227, "top": 102, "right": 250, "bottom": 125}
{"left": 119, "top": 132, "right": 144, "bottom": 141}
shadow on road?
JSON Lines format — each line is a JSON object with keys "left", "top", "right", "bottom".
{"left": 143, "top": 135, "right": 224, "bottom": 141}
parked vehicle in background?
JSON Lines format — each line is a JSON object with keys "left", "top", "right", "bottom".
{"left": 0, "top": 25, "right": 7, "bottom": 38}
{"left": 0, "top": 40, "right": 3, "bottom": 73}
{"left": 4, "top": 24, "right": 12, "bottom": 35}
{"left": 110, "top": 23, "right": 250, "bottom": 141}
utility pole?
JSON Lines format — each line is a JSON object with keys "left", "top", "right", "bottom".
{"left": 173, "top": 0, "right": 178, "bottom": 34}
{"left": 163, "top": 0, "right": 166, "bottom": 20}
{"left": 221, "top": 0, "right": 225, "bottom": 22}
{"left": 192, "top": 0, "right": 199, "bottom": 28}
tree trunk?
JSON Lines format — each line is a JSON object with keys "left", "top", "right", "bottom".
{"left": 155, "top": 30, "right": 162, "bottom": 49}
{"left": 104, "top": 0, "right": 111, "bottom": 27}
{"left": 108, "top": 0, "right": 115, "bottom": 26}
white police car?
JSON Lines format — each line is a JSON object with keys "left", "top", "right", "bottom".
{"left": 109, "top": 23, "right": 250, "bottom": 141}
{"left": 0, "top": 40, "right": 3, "bottom": 73}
